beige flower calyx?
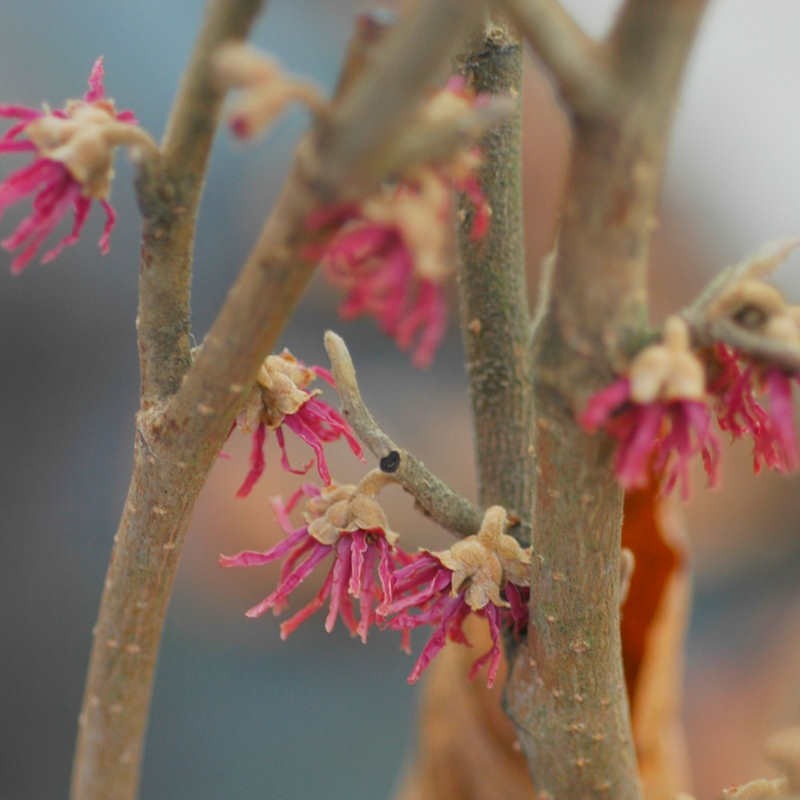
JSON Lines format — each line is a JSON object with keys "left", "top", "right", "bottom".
{"left": 214, "top": 42, "right": 326, "bottom": 139}
{"left": 434, "top": 505, "right": 531, "bottom": 612}
{"left": 360, "top": 169, "right": 453, "bottom": 283}
{"left": 362, "top": 167, "right": 454, "bottom": 283}
{"left": 629, "top": 316, "right": 705, "bottom": 404}
{"left": 26, "top": 102, "right": 156, "bottom": 199}
{"left": 304, "top": 472, "right": 398, "bottom": 547}
{"left": 238, "top": 350, "right": 317, "bottom": 432}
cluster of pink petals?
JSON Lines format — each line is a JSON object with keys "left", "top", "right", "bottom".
{"left": 380, "top": 552, "right": 528, "bottom": 688}
{"left": 580, "top": 377, "right": 721, "bottom": 499}
{"left": 311, "top": 85, "right": 490, "bottom": 368}
{"left": 220, "top": 485, "right": 395, "bottom": 642}
{"left": 0, "top": 57, "right": 133, "bottom": 273}
{"left": 236, "top": 364, "right": 362, "bottom": 497}
{"left": 318, "top": 210, "right": 450, "bottom": 369}
{"left": 710, "top": 344, "right": 799, "bottom": 473}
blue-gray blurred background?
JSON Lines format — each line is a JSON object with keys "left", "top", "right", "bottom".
{"left": 1, "top": 1, "right": 799, "bottom": 798}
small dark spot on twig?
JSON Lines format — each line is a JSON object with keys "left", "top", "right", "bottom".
{"left": 380, "top": 450, "right": 400, "bottom": 473}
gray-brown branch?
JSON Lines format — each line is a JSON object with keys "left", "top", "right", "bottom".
{"left": 456, "top": 16, "right": 535, "bottom": 546}
{"left": 506, "top": 1, "right": 710, "bottom": 798}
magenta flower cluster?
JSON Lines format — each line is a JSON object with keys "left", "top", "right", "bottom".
{"left": 223, "top": 476, "right": 529, "bottom": 687}
{"left": 0, "top": 58, "right": 135, "bottom": 273}
{"left": 580, "top": 317, "right": 800, "bottom": 496}
{"left": 382, "top": 551, "right": 528, "bottom": 687}
{"left": 229, "top": 352, "right": 363, "bottom": 498}
{"left": 221, "top": 484, "right": 396, "bottom": 643}
{"left": 309, "top": 77, "right": 491, "bottom": 368}
{"left": 710, "top": 344, "right": 799, "bottom": 474}
{"left": 580, "top": 376, "right": 721, "bottom": 499}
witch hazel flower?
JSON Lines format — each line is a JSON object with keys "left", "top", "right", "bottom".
{"left": 317, "top": 173, "right": 454, "bottom": 368}
{"left": 220, "top": 471, "right": 399, "bottom": 642}
{"left": 0, "top": 57, "right": 155, "bottom": 273}
{"left": 381, "top": 506, "right": 530, "bottom": 689}
{"left": 312, "top": 79, "right": 491, "bottom": 368}
{"left": 232, "top": 348, "right": 363, "bottom": 497}
{"left": 580, "top": 316, "right": 721, "bottom": 498}
{"left": 213, "top": 42, "right": 325, "bottom": 140}
{"left": 706, "top": 276, "right": 800, "bottom": 472}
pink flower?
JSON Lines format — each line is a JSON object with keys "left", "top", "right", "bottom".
{"left": 220, "top": 481, "right": 398, "bottom": 642}
{"left": 380, "top": 506, "right": 530, "bottom": 688}
{"left": 319, "top": 203, "right": 449, "bottom": 369}
{"left": 0, "top": 57, "right": 147, "bottom": 273}
{"left": 580, "top": 377, "right": 720, "bottom": 499}
{"left": 311, "top": 78, "right": 491, "bottom": 368}
{"left": 709, "top": 344, "right": 799, "bottom": 473}
{"left": 233, "top": 349, "right": 362, "bottom": 497}
{"left": 579, "top": 318, "right": 720, "bottom": 498}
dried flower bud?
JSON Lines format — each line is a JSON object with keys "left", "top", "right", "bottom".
{"left": 214, "top": 42, "right": 325, "bottom": 139}
{"left": 709, "top": 279, "right": 787, "bottom": 325}
{"left": 25, "top": 101, "right": 153, "bottom": 200}
{"left": 708, "top": 273, "right": 800, "bottom": 352}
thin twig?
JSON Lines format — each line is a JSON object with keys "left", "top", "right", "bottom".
{"left": 324, "top": 331, "right": 482, "bottom": 537}
{"left": 71, "top": 4, "right": 484, "bottom": 799}
{"left": 135, "top": 0, "right": 266, "bottom": 405}
{"left": 491, "top": 0, "right": 616, "bottom": 113}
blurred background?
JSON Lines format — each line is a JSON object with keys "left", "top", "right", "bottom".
{"left": 1, "top": 1, "right": 799, "bottom": 797}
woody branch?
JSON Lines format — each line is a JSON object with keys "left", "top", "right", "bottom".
{"left": 457, "top": 1, "right": 708, "bottom": 798}
{"left": 70, "top": 1, "right": 485, "bottom": 799}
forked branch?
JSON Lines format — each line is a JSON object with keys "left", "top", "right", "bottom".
{"left": 325, "top": 331, "right": 482, "bottom": 536}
